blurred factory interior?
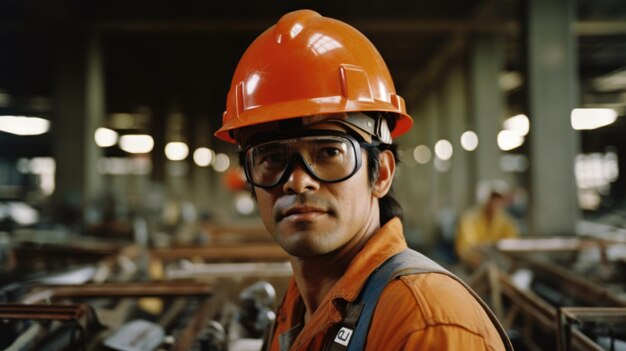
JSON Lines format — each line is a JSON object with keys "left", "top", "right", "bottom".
{"left": 1, "top": 0, "right": 626, "bottom": 350}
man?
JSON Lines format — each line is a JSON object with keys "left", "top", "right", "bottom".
{"left": 456, "top": 191, "right": 520, "bottom": 267}
{"left": 215, "top": 10, "right": 512, "bottom": 350}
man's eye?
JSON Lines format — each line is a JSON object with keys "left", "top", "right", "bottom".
{"left": 260, "top": 153, "right": 285, "bottom": 165}
{"left": 321, "top": 147, "right": 340, "bottom": 157}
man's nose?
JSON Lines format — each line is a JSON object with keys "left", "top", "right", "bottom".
{"left": 282, "top": 160, "right": 320, "bottom": 194}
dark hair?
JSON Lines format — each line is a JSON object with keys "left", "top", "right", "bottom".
{"left": 239, "top": 142, "right": 404, "bottom": 225}
{"left": 488, "top": 191, "right": 504, "bottom": 200}
{"left": 364, "top": 143, "right": 403, "bottom": 224}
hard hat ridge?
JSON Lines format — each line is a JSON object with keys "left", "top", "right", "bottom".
{"left": 272, "top": 9, "right": 320, "bottom": 43}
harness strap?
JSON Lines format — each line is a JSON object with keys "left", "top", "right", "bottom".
{"left": 326, "top": 304, "right": 363, "bottom": 351}
{"left": 326, "top": 249, "right": 513, "bottom": 351}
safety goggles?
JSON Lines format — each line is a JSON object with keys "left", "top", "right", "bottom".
{"left": 243, "top": 130, "right": 375, "bottom": 189}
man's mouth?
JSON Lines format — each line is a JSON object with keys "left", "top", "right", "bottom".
{"left": 280, "top": 206, "right": 327, "bottom": 221}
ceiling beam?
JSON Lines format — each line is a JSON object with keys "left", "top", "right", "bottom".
{"left": 2, "top": 18, "right": 626, "bottom": 36}
{"left": 575, "top": 21, "right": 626, "bottom": 36}
{"left": 398, "top": 0, "right": 497, "bottom": 104}
{"left": 401, "top": 33, "right": 467, "bottom": 104}
{"left": 0, "top": 18, "right": 514, "bottom": 34}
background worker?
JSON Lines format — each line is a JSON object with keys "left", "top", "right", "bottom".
{"left": 456, "top": 190, "right": 520, "bottom": 267}
{"left": 215, "top": 9, "right": 512, "bottom": 350}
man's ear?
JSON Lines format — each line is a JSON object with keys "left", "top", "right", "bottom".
{"left": 372, "top": 150, "right": 395, "bottom": 199}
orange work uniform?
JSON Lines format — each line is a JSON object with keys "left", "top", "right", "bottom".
{"left": 267, "top": 218, "right": 507, "bottom": 351}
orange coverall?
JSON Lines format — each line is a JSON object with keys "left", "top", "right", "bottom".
{"left": 267, "top": 218, "right": 507, "bottom": 350}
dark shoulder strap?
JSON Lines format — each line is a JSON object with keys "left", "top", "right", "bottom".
{"left": 328, "top": 249, "right": 513, "bottom": 351}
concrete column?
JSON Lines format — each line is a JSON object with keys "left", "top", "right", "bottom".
{"left": 84, "top": 35, "right": 105, "bottom": 205}
{"left": 151, "top": 100, "right": 166, "bottom": 184}
{"left": 442, "top": 62, "right": 472, "bottom": 213}
{"left": 421, "top": 93, "right": 440, "bottom": 244}
{"left": 526, "top": 0, "right": 580, "bottom": 235}
{"left": 53, "top": 33, "right": 104, "bottom": 220}
{"left": 469, "top": 33, "right": 506, "bottom": 194}
{"left": 434, "top": 87, "right": 452, "bottom": 209}
{"left": 397, "top": 90, "right": 453, "bottom": 248}
{"left": 164, "top": 110, "right": 190, "bottom": 198}
{"left": 396, "top": 92, "right": 437, "bottom": 247}
{"left": 191, "top": 112, "right": 213, "bottom": 214}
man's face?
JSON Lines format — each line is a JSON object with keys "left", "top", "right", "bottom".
{"left": 248, "top": 123, "right": 378, "bottom": 258}
{"left": 485, "top": 195, "right": 504, "bottom": 216}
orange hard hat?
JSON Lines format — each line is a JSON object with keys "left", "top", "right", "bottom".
{"left": 215, "top": 9, "right": 413, "bottom": 144}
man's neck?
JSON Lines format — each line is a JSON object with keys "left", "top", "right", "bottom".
{"left": 289, "top": 211, "right": 381, "bottom": 323}
{"left": 291, "top": 256, "right": 349, "bottom": 322}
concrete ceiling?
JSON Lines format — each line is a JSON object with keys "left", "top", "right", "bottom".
{"left": 1, "top": 0, "right": 626, "bottom": 156}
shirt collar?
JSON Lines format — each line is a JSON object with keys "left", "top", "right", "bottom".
{"left": 329, "top": 217, "right": 407, "bottom": 304}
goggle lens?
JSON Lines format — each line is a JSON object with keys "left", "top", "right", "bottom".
{"left": 244, "top": 133, "right": 361, "bottom": 188}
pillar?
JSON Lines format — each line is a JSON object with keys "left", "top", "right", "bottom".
{"left": 525, "top": 0, "right": 580, "bottom": 235}
{"left": 469, "top": 33, "right": 507, "bottom": 198}
{"left": 443, "top": 61, "right": 472, "bottom": 213}
{"left": 53, "top": 33, "right": 104, "bottom": 221}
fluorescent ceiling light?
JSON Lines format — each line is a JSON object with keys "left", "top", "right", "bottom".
{"left": 434, "top": 139, "right": 453, "bottom": 160}
{"left": 499, "top": 71, "right": 523, "bottom": 92}
{"left": 592, "top": 69, "right": 626, "bottom": 92}
{"left": 0, "top": 115, "right": 50, "bottom": 136}
{"left": 503, "top": 114, "right": 529, "bottom": 136}
{"left": 497, "top": 130, "right": 524, "bottom": 151}
{"left": 109, "top": 113, "right": 141, "bottom": 129}
{"left": 213, "top": 153, "right": 230, "bottom": 172}
{"left": 94, "top": 127, "right": 118, "bottom": 147}
{"left": 460, "top": 131, "right": 479, "bottom": 151}
{"left": 193, "top": 147, "right": 215, "bottom": 167}
{"left": 571, "top": 108, "right": 618, "bottom": 130}
{"left": 234, "top": 193, "right": 255, "bottom": 215}
{"left": 165, "top": 142, "right": 189, "bottom": 161}
{"left": 413, "top": 145, "right": 432, "bottom": 164}
{"left": 119, "top": 134, "right": 154, "bottom": 154}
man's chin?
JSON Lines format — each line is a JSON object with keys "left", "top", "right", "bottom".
{"left": 283, "top": 244, "right": 332, "bottom": 258}
{"left": 276, "top": 231, "right": 335, "bottom": 257}
{"left": 277, "top": 215, "right": 328, "bottom": 233}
